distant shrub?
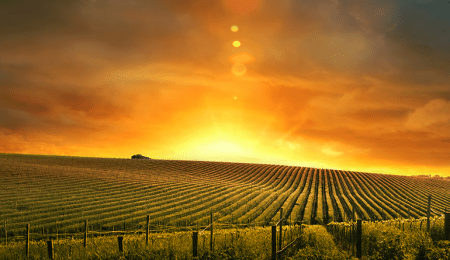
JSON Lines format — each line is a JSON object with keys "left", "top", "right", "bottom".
{"left": 131, "top": 154, "right": 150, "bottom": 159}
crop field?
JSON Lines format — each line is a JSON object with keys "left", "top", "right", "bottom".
{"left": 1, "top": 153, "right": 450, "bottom": 238}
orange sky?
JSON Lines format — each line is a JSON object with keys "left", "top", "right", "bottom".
{"left": 1, "top": 0, "right": 449, "bottom": 176}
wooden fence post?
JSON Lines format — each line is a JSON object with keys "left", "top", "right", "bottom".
{"left": 210, "top": 212, "right": 214, "bottom": 253}
{"left": 118, "top": 236, "right": 124, "bottom": 252}
{"left": 279, "top": 208, "right": 283, "bottom": 251}
{"left": 445, "top": 213, "right": 450, "bottom": 240}
{"left": 352, "top": 207, "right": 355, "bottom": 256}
{"left": 47, "top": 240, "right": 54, "bottom": 259}
{"left": 356, "top": 220, "right": 362, "bottom": 258}
{"left": 146, "top": 215, "right": 150, "bottom": 246}
{"left": 26, "top": 224, "right": 30, "bottom": 258}
{"left": 427, "top": 195, "right": 431, "bottom": 232}
{"left": 4, "top": 220, "right": 6, "bottom": 245}
{"left": 193, "top": 231, "right": 198, "bottom": 257}
{"left": 272, "top": 226, "right": 277, "bottom": 260}
{"left": 84, "top": 220, "right": 88, "bottom": 248}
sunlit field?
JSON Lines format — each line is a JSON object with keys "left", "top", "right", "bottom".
{"left": 1, "top": 153, "right": 450, "bottom": 237}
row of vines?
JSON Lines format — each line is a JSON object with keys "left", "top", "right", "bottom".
{"left": 1, "top": 153, "right": 450, "bottom": 239}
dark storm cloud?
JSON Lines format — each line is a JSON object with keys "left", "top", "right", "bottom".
{"left": 382, "top": 0, "right": 450, "bottom": 74}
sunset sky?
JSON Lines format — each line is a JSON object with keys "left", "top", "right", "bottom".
{"left": 1, "top": 0, "right": 449, "bottom": 176}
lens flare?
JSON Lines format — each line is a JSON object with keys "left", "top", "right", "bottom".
{"left": 229, "top": 52, "right": 254, "bottom": 63}
{"left": 233, "top": 41, "right": 241, "bottom": 47}
{"left": 231, "top": 25, "right": 239, "bottom": 32}
{"left": 232, "top": 63, "right": 246, "bottom": 76}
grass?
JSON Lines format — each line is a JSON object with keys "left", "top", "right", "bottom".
{"left": 0, "top": 225, "right": 303, "bottom": 260}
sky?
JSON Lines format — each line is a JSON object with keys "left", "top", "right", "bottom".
{"left": 0, "top": 0, "right": 449, "bottom": 176}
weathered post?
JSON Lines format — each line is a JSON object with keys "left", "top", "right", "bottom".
{"left": 84, "top": 220, "right": 88, "bottom": 248}
{"left": 210, "top": 212, "right": 214, "bottom": 253}
{"left": 193, "top": 231, "right": 198, "bottom": 257}
{"left": 4, "top": 220, "right": 6, "bottom": 245}
{"left": 118, "top": 236, "right": 124, "bottom": 252}
{"left": 272, "top": 226, "right": 277, "bottom": 260}
{"left": 146, "top": 215, "right": 150, "bottom": 246}
{"left": 26, "top": 224, "right": 30, "bottom": 258}
{"left": 427, "top": 195, "right": 431, "bottom": 232}
{"left": 352, "top": 207, "right": 356, "bottom": 256}
{"left": 445, "top": 213, "right": 450, "bottom": 240}
{"left": 47, "top": 240, "right": 54, "bottom": 259}
{"left": 356, "top": 220, "right": 362, "bottom": 258}
{"left": 279, "top": 208, "right": 283, "bottom": 250}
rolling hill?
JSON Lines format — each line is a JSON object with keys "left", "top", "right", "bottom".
{"left": 1, "top": 153, "right": 449, "bottom": 236}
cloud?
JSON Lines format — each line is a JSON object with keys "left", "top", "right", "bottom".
{"left": 0, "top": 1, "right": 80, "bottom": 37}
{"left": 350, "top": 108, "right": 410, "bottom": 123}
{"left": 322, "top": 145, "right": 343, "bottom": 157}
{"left": 0, "top": 108, "right": 42, "bottom": 130}
{"left": 50, "top": 86, "right": 134, "bottom": 121}
{"left": 0, "top": 70, "right": 10, "bottom": 81}
{"left": 304, "top": 86, "right": 411, "bottom": 134}
{"left": 0, "top": 91, "right": 51, "bottom": 116}
{"left": 405, "top": 99, "right": 450, "bottom": 130}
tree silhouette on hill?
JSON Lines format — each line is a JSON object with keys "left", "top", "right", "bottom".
{"left": 131, "top": 154, "right": 150, "bottom": 159}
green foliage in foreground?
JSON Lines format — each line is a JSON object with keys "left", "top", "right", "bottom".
{"left": 4, "top": 219, "right": 450, "bottom": 260}
{"left": 327, "top": 216, "right": 450, "bottom": 260}
{"left": 0, "top": 226, "right": 280, "bottom": 260}
{"left": 286, "top": 225, "right": 353, "bottom": 260}
{"left": 0, "top": 225, "right": 353, "bottom": 260}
